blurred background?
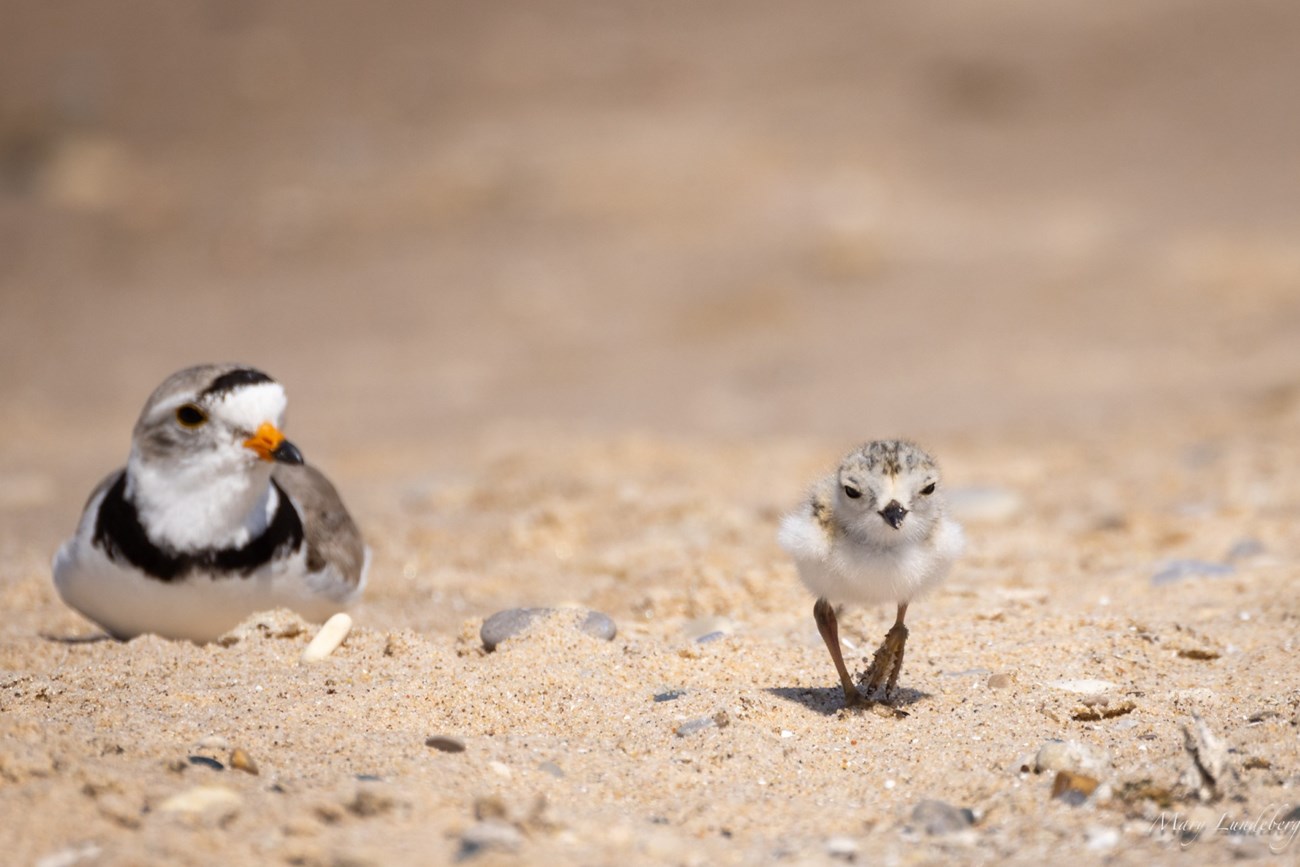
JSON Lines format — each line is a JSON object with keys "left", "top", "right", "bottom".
{"left": 3, "top": 0, "right": 1300, "bottom": 544}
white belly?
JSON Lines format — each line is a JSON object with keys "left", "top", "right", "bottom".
{"left": 53, "top": 531, "right": 357, "bottom": 644}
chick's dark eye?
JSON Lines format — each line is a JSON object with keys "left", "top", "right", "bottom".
{"left": 175, "top": 404, "right": 208, "bottom": 428}
{"left": 843, "top": 485, "right": 862, "bottom": 499}
{"left": 920, "top": 482, "right": 936, "bottom": 496}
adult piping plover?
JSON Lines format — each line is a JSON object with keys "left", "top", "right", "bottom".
{"left": 53, "top": 364, "right": 367, "bottom": 643}
{"left": 778, "top": 440, "right": 964, "bottom": 705}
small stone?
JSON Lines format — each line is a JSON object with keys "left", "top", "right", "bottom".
{"left": 675, "top": 717, "right": 716, "bottom": 737}
{"left": 459, "top": 819, "right": 522, "bottom": 858}
{"left": 425, "top": 736, "right": 466, "bottom": 753}
{"left": 158, "top": 785, "right": 242, "bottom": 824}
{"left": 1084, "top": 825, "right": 1120, "bottom": 851}
{"left": 538, "top": 761, "right": 565, "bottom": 778}
{"left": 480, "top": 607, "right": 616, "bottom": 651}
{"left": 681, "top": 616, "right": 735, "bottom": 642}
{"left": 1225, "top": 539, "right": 1266, "bottom": 562}
{"left": 579, "top": 610, "right": 617, "bottom": 642}
{"left": 1052, "top": 770, "right": 1099, "bottom": 805}
{"left": 488, "top": 761, "right": 513, "bottom": 779}
{"left": 987, "top": 673, "right": 1013, "bottom": 690}
{"left": 653, "top": 689, "right": 686, "bottom": 703}
{"left": 187, "top": 755, "right": 224, "bottom": 772}
{"left": 229, "top": 748, "right": 259, "bottom": 775}
{"left": 824, "top": 835, "right": 860, "bottom": 860}
{"left": 300, "top": 612, "right": 353, "bottom": 663}
{"left": 1151, "top": 559, "right": 1234, "bottom": 586}
{"left": 910, "top": 799, "right": 975, "bottom": 835}
{"left": 1035, "top": 740, "right": 1110, "bottom": 777}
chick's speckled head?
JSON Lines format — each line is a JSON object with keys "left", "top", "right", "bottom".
{"left": 835, "top": 440, "right": 944, "bottom": 541}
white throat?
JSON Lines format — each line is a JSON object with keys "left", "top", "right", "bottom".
{"left": 126, "top": 447, "right": 279, "bottom": 552}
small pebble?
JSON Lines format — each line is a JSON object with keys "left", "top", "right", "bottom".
{"left": 1085, "top": 825, "right": 1121, "bottom": 851}
{"left": 681, "top": 616, "right": 735, "bottom": 642}
{"left": 1151, "top": 559, "right": 1234, "bottom": 586}
{"left": 1052, "top": 770, "right": 1099, "bottom": 805}
{"left": 480, "top": 608, "right": 616, "bottom": 652}
{"left": 675, "top": 717, "right": 716, "bottom": 737}
{"left": 187, "top": 755, "right": 224, "bottom": 772}
{"left": 824, "top": 836, "right": 859, "bottom": 860}
{"left": 653, "top": 689, "right": 686, "bottom": 703}
{"left": 1035, "top": 739, "right": 1110, "bottom": 776}
{"left": 987, "top": 673, "right": 1013, "bottom": 690}
{"left": 300, "top": 613, "right": 352, "bottom": 663}
{"left": 229, "top": 748, "right": 259, "bottom": 775}
{"left": 910, "top": 799, "right": 975, "bottom": 835}
{"left": 538, "top": 761, "right": 565, "bottom": 778}
{"left": 425, "top": 736, "right": 466, "bottom": 753}
{"left": 158, "top": 785, "right": 242, "bottom": 822}
{"left": 459, "top": 820, "right": 523, "bottom": 858}
{"left": 1225, "top": 538, "right": 1266, "bottom": 562}
{"left": 194, "top": 735, "right": 230, "bottom": 751}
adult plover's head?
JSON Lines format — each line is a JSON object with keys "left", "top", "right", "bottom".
{"left": 126, "top": 364, "right": 304, "bottom": 549}
{"left": 835, "top": 440, "right": 944, "bottom": 543}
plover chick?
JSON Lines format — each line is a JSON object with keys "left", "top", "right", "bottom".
{"left": 778, "top": 440, "right": 964, "bottom": 706}
{"left": 53, "top": 364, "right": 368, "bottom": 643}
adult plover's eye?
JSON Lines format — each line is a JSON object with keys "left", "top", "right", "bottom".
{"left": 920, "top": 482, "right": 936, "bottom": 496}
{"left": 175, "top": 403, "right": 208, "bottom": 428}
{"left": 843, "top": 485, "right": 862, "bottom": 499}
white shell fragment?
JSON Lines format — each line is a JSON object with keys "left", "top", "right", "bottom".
{"left": 300, "top": 613, "right": 353, "bottom": 664}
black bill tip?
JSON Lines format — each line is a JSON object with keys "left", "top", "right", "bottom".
{"left": 879, "top": 500, "right": 907, "bottom": 529}
{"left": 272, "top": 439, "right": 305, "bottom": 465}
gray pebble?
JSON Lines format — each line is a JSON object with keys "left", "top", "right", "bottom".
{"left": 1151, "top": 559, "right": 1234, "bottom": 586}
{"left": 459, "top": 819, "right": 522, "bottom": 859}
{"left": 695, "top": 631, "right": 726, "bottom": 644}
{"left": 654, "top": 689, "right": 687, "bottom": 703}
{"left": 675, "top": 717, "right": 716, "bottom": 737}
{"left": 538, "top": 761, "right": 565, "bottom": 778}
{"left": 425, "top": 736, "right": 466, "bottom": 753}
{"left": 910, "top": 799, "right": 975, "bottom": 835}
{"left": 480, "top": 608, "right": 616, "bottom": 652}
{"left": 1225, "top": 539, "right": 1266, "bottom": 562}
{"left": 187, "top": 755, "right": 224, "bottom": 772}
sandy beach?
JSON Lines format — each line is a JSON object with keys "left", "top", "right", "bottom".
{"left": 3, "top": 2, "right": 1300, "bottom": 864}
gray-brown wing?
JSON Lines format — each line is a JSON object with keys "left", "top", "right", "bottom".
{"left": 272, "top": 463, "right": 366, "bottom": 588}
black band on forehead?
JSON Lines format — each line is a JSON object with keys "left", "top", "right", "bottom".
{"left": 201, "top": 368, "right": 275, "bottom": 398}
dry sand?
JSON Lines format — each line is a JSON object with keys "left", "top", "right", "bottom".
{"left": 4, "top": 2, "right": 1300, "bottom": 865}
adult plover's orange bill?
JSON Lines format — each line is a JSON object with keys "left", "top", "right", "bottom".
{"left": 53, "top": 364, "right": 368, "bottom": 643}
{"left": 778, "top": 440, "right": 964, "bottom": 706}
